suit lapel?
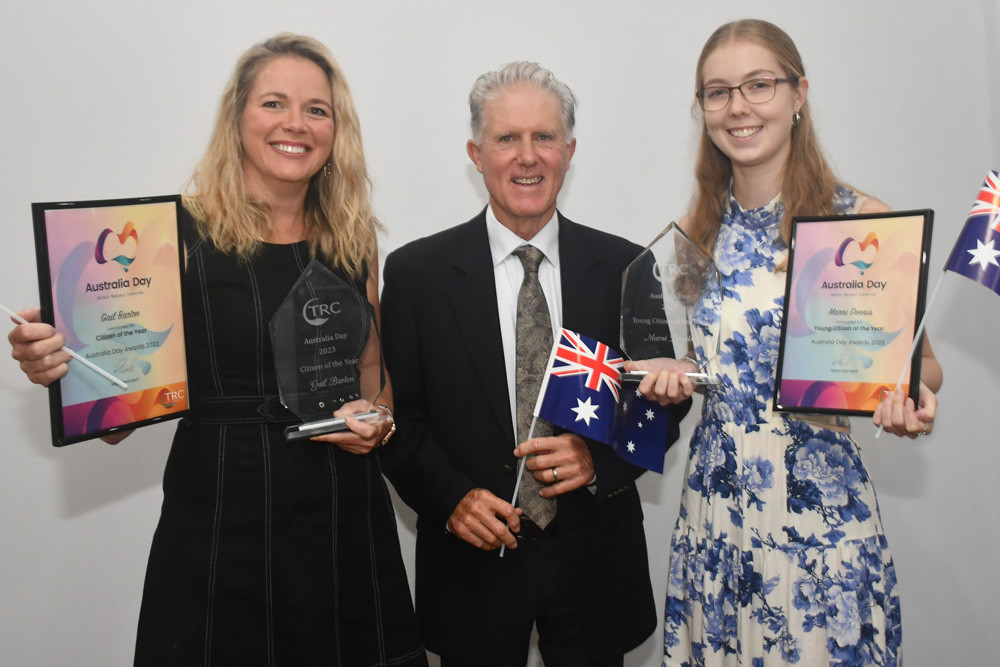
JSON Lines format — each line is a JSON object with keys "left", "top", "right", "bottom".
{"left": 558, "top": 215, "right": 606, "bottom": 335}
{"left": 446, "top": 215, "right": 515, "bottom": 442}
{"left": 442, "top": 213, "right": 611, "bottom": 443}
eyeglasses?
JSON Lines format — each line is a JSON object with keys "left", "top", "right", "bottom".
{"left": 696, "top": 77, "right": 792, "bottom": 111}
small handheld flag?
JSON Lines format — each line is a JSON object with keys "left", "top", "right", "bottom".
{"left": 943, "top": 170, "right": 1000, "bottom": 297}
{"left": 533, "top": 328, "right": 673, "bottom": 472}
{"left": 534, "top": 329, "right": 624, "bottom": 445}
{"left": 875, "top": 170, "right": 999, "bottom": 437}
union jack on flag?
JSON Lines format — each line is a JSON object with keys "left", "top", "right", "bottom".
{"left": 533, "top": 329, "right": 624, "bottom": 445}
{"left": 969, "top": 169, "right": 1000, "bottom": 231}
{"left": 945, "top": 170, "right": 1000, "bottom": 298}
{"left": 549, "top": 329, "right": 625, "bottom": 401}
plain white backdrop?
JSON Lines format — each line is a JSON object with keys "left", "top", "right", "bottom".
{"left": 1, "top": 1, "right": 997, "bottom": 664}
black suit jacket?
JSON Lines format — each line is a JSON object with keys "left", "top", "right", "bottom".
{"left": 380, "top": 210, "right": 684, "bottom": 664}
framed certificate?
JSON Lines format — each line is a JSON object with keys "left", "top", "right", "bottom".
{"left": 773, "top": 209, "right": 933, "bottom": 416}
{"left": 32, "top": 195, "right": 190, "bottom": 445}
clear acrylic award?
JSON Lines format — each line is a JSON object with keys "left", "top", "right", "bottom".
{"left": 620, "top": 222, "right": 721, "bottom": 385}
{"left": 270, "top": 259, "right": 388, "bottom": 442}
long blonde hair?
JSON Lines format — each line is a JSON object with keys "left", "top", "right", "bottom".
{"left": 183, "top": 33, "right": 381, "bottom": 279}
{"left": 687, "top": 19, "right": 838, "bottom": 257}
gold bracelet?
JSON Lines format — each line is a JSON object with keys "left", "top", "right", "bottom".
{"left": 376, "top": 404, "right": 395, "bottom": 447}
{"left": 380, "top": 421, "right": 396, "bottom": 447}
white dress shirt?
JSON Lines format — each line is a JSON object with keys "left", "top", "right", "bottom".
{"left": 485, "top": 205, "right": 561, "bottom": 445}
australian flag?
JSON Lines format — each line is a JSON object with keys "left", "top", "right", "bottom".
{"left": 944, "top": 170, "right": 1000, "bottom": 298}
{"left": 533, "top": 328, "right": 672, "bottom": 473}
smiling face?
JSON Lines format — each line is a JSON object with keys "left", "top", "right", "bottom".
{"left": 240, "top": 56, "right": 335, "bottom": 202}
{"left": 467, "top": 83, "right": 576, "bottom": 239}
{"left": 700, "top": 39, "right": 806, "bottom": 180}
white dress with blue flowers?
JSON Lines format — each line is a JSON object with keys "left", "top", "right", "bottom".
{"left": 664, "top": 188, "right": 902, "bottom": 666}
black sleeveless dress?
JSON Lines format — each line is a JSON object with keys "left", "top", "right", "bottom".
{"left": 134, "top": 212, "right": 425, "bottom": 666}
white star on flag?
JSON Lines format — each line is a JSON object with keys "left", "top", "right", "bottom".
{"left": 570, "top": 397, "right": 600, "bottom": 426}
{"left": 645, "top": 409, "right": 656, "bottom": 420}
{"left": 627, "top": 442, "right": 636, "bottom": 453}
{"left": 967, "top": 239, "right": 1000, "bottom": 270}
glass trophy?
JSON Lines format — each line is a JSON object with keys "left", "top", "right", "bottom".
{"left": 620, "top": 222, "right": 721, "bottom": 385}
{"left": 270, "top": 259, "right": 388, "bottom": 442}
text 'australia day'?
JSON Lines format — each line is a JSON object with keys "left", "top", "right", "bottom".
{"left": 821, "top": 279, "right": 887, "bottom": 291}
{"left": 85, "top": 276, "right": 153, "bottom": 293}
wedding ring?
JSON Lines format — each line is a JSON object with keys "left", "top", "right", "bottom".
{"left": 920, "top": 423, "right": 929, "bottom": 436}
{"left": 551, "top": 467, "right": 559, "bottom": 482}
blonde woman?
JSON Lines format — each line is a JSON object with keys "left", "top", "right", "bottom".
{"left": 9, "top": 34, "right": 425, "bottom": 666}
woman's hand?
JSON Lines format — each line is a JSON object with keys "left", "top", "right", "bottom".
{"left": 623, "top": 357, "right": 698, "bottom": 406}
{"left": 872, "top": 383, "right": 936, "bottom": 439}
{"left": 8, "top": 307, "right": 70, "bottom": 387}
{"left": 873, "top": 336, "right": 941, "bottom": 439}
{"left": 309, "top": 399, "right": 393, "bottom": 455}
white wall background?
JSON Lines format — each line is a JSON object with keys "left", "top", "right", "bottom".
{"left": 1, "top": 1, "right": 997, "bottom": 665}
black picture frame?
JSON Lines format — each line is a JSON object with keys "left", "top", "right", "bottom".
{"left": 32, "top": 194, "right": 190, "bottom": 445}
{"left": 773, "top": 209, "right": 933, "bottom": 417}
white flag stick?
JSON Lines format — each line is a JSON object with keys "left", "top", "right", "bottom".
{"left": 500, "top": 333, "right": 564, "bottom": 557}
{"left": 1, "top": 303, "right": 128, "bottom": 390}
{"left": 500, "top": 416, "right": 539, "bottom": 558}
{"left": 873, "top": 271, "right": 944, "bottom": 438}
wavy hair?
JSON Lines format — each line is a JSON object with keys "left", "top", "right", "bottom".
{"left": 183, "top": 33, "right": 380, "bottom": 279}
{"left": 687, "top": 19, "right": 838, "bottom": 258}
{"left": 468, "top": 61, "right": 577, "bottom": 144}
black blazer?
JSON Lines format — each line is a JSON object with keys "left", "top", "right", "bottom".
{"left": 380, "top": 210, "right": 684, "bottom": 664}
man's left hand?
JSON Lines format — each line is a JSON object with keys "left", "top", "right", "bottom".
{"left": 514, "top": 433, "right": 594, "bottom": 497}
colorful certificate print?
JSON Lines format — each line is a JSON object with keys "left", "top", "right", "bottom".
{"left": 773, "top": 210, "right": 933, "bottom": 416}
{"left": 32, "top": 195, "right": 189, "bottom": 445}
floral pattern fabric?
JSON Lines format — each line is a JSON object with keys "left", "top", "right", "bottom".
{"left": 664, "top": 188, "right": 902, "bottom": 666}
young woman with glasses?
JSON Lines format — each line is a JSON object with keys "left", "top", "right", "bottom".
{"left": 626, "top": 19, "right": 942, "bottom": 665}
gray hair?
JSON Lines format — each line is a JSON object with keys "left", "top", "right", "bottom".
{"left": 468, "top": 61, "right": 577, "bottom": 144}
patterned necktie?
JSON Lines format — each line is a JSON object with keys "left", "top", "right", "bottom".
{"left": 512, "top": 245, "right": 557, "bottom": 529}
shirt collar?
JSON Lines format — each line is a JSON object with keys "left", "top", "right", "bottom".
{"left": 485, "top": 205, "right": 560, "bottom": 270}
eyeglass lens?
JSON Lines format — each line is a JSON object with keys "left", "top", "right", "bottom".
{"left": 699, "top": 78, "right": 778, "bottom": 111}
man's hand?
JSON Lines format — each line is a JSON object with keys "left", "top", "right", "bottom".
{"left": 514, "top": 433, "right": 594, "bottom": 497}
{"left": 447, "top": 488, "right": 522, "bottom": 551}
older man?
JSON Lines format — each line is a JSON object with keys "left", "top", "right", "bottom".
{"left": 380, "top": 62, "right": 685, "bottom": 667}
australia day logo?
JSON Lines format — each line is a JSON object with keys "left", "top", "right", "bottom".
{"left": 834, "top": 231, "right": 878, "bottom": 275}
{"left": 95, "top": 221, "right": 139, "bottom": 272}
